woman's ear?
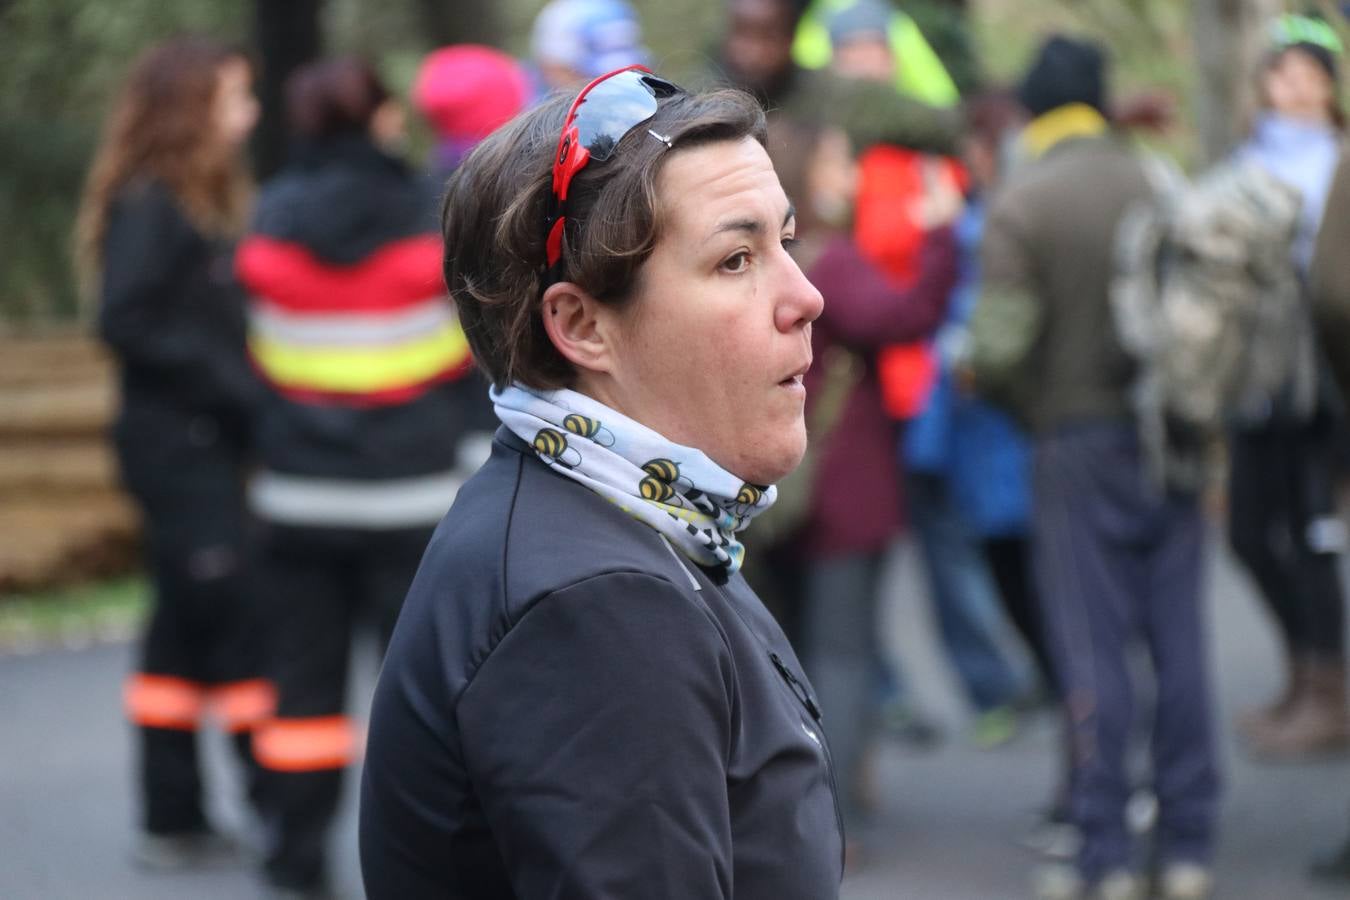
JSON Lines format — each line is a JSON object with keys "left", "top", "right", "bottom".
{"left": 540, "top": 281, "right": 618, "bottom": 376}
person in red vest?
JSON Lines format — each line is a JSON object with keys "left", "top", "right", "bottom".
{"left": 235, "top": 57, "right": 473, "bottom": 895}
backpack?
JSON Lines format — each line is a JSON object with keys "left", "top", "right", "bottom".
{"left": 1111, "top": 157, "right": 1309, "bottom": 491}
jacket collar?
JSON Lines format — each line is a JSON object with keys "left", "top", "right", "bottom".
{"left": 1021, "top": 103, "right": 1109, "bottom": 159}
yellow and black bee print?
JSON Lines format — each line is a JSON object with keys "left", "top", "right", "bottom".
{"left": 533, "top": 427, "right": 582, "bottom": 469}
{"left": 736, "top": 484, "right": 764, "bottom": 506}
{"left": 731, "top": 482, "right": 770, "bottom": 517}
{"left": 639, "top": 458, "right": 694, "bottom": 505}
{"left": 562, "top": 414, "right": 616, "bottom": 447}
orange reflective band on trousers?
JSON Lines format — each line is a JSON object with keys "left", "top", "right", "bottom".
{"left": 253, "top": 716, "right": 362, "bottom": 772}
{"left": 209, "top": 679, "right": 278, "bottom": 733}
{"left": 124, "top": 674, "right": 205, "bottom": 731}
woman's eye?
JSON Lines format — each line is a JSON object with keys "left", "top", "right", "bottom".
{"left": 721, "top": 251, "right": 750, "bottom": 273}
{"left": 782, "top": 236, "right": 800, "bottom": 257}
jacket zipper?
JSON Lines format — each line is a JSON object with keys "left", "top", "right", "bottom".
{"left": 769, "top": 652, "right": 822, "bottom": 721}
{"left": 768, "top": 652, "right": 847, "bottom": 865}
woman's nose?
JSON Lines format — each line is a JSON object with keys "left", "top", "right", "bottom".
{"left": 775, "top": 252, "right": 824, "bottom": 333}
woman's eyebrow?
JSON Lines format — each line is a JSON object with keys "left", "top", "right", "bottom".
{"left": 707, "top": 203, "right": 797, "bottom": 242}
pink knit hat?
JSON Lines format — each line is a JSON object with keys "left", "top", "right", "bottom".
{"left": 413, "top": 45, "right": 531, "bottom": 143}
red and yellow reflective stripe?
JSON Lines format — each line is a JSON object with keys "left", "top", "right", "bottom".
{"left": 209, "top": 679, "right": 278, "bottom": 734}
{"left": 124, "top": 674, "right": 205, "bottom": 731}
{"left": 254, "top": 716, "right": 362, "bottom": 772}
{"left": 247, "top": 322, "right": 470, "bottom": 396}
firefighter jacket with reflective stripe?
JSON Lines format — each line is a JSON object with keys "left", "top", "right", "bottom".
{"left": 236, "top": 136, "right": 467, "bottom": 489}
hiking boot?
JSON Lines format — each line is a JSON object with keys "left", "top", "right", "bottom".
{"left": 1235, "top": 654, "right": 1303, "bottom": 740}
{"left": 131, "top": 828, "right": 242, "bottom": 871}
{"left": 878, "top": 700, "right": 943, "bottom": 750}
{"left": 1033, "top": 863, "right": 1084, "bottom": 900}
{"left": 1034, "top": 866, "right": 1144, "bottom": 900}
{"left": 1094, "top": 870, "right": 1145, "bottom": 900}
{"left": 1019, "top": 809, "right": 1080, "bottom": 861}
{"left": 1249, "top": 659, "right": 1350, "bottom": 760}
{"left": 1157, "top": 862, "right": 1213, "bottom": 899}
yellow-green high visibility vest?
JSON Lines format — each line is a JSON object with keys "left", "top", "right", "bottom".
{"left": 793, "top": 0, "right": 960, "bottom": 107}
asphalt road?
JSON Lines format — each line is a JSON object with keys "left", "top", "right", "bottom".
{"left": 3, "top": 539, "right": 1349, "bottom": 899}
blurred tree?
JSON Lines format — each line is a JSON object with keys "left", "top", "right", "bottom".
{"left": 0, "top": 0, "right": 248, "bottom": 322}
{"left": 253, "top": 0, "right": 324, "bottom": 179}
{"left": 905, "top": 0, "right": 979, "bottom": 92}
{"left": 1191, "top": 0, "right": 1285, "bottom": 163}
{"left": 411, "top": 0, "right": 501, "bottom": 46}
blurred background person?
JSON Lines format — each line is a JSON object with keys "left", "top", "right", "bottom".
{"left": 716, "top": 0, "right": 960, "bottom": 166}
{"left": 529, "top": 0, "right": 649, "bottom": 92}
{"left": 1309, "top": 115, "right": 1350, "bottom": 888}
{"left": 75, "top": 35, "right": 269, "bottom": 870}
{"left": 413, "top": 44, "right": 533, "bottom": 185}
{"left": 942, "top": 87, "right": 1078, "bottom": 856}
{"left": 234, "top": 56, "right": 467, "bottom": 896}
{"left": 412, "top": 43, "right": 532, "bottom": 466}
{"left": 794, "top": 117, "right": 961, "bottom": 853}
{"left": 970, "top": 35, "right": 1220, "bottom": 900}
{"left": 793, "top": 0, "right": 960, "bottom": 106}
{"left": 1226, "top": 15, "right": 1348, "bottom": 762}
{"left": 823, "top": 0, "right": 1032, "bottom": 750}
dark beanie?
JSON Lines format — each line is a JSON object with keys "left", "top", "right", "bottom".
{"left": 1282, "top": 41, "right": 1338, "bottom": 81}
{"left": 1017, "top": 35, "right": 1107, "bottom": 118}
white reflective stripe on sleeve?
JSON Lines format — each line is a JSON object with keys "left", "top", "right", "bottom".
{"left": 248, "top": 296, "right": 455, "bottom": 347}
{"left": 249, "top": 469, "right": 462, "bottom": 529}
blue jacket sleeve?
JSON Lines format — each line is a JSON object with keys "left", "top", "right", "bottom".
{"left": 456, "top": 571, "right": 738, "bottom": 900}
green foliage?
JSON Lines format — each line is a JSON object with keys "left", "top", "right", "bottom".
{"left": 905, "top": 0, "right": 981, "bottom": 93}
{"left": 0, "top": 575, "right": 147, "bottom": 652}
{"left": 973, "top": 0, "right": 1199, "bottom": 164}
{"left": 0, "top": 0, "right": 732, "bottom": 325}
{"left": 0, "top": 0, "right": 249, "bottom": 324}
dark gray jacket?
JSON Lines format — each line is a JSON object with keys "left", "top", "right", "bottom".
{"left": 359, "top": 429, "right": 844, "bottom": 899}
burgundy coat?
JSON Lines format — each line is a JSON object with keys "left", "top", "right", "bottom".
{"left": 800, "top": 228, "right": 957, "bottom": 560}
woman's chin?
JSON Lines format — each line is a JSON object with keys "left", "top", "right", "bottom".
{"left": 733, "top": 432, "right": 807, "bottom": 488}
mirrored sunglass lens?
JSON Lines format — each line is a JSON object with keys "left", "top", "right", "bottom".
{"left": 574, "top": 74, "right": 661, "bottom": 162}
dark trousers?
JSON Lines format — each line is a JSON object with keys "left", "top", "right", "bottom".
{"left": 801, "top": 551, "right": 889, "bottom": 824}
{"left": 983, "top": 534, "right": 1059, "bottom": 696}
{"left": 908, "top": 472, "right": 1024, "bottom": 711}
{"left": 256, "top": 523, "right": 433, "bottom": 889}
{"left": 1034, "top": 423, "right": 1219, "bottom": 879}
{"left": 1228, "top": 422, "right": 1347, "bottom": 662}
{"left": 116, "top": 416, "right": 263, "bottom": 834}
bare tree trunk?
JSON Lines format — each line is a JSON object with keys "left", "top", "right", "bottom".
{"left": 412, "top": 0, "right": 500, "bottom": 47}
{"left": 253, "top": 0, "right": 324, "bottom": 180}
{"left": 1190, "top": 0, "right": 1283, "bottom": 164}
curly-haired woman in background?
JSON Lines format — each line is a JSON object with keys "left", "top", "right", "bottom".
{"left": 76, "top": 35, "right": 269, "bottom": 869}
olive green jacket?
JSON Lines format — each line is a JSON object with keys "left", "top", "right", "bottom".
{"left": 969, "top": 131, "right": 1152, "bottom": 432}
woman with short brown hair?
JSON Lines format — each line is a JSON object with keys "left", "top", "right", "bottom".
{"left": 359, "top": 69, "right": 843, "bottom": 898}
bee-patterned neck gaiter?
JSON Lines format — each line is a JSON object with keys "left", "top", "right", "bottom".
{"left": 492, "top": 383, "right": 776, "bottom": 576}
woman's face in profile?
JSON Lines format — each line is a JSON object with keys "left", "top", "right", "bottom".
{"left": 213, "top": 57, "right": 260, "bottom": 151}
{"left": 603, "top": 137, "right": 823, "bottom": 485}
{"left": 1263, "top": 47, "right": 1335, "bottom": 123}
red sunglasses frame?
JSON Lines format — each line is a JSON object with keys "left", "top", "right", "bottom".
{"left": 543, "top": 65, "right": 677, "bottom": 275}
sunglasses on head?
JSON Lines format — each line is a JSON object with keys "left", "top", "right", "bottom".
{"left": 543, "top": 65, "right": 683, "bottom": 282}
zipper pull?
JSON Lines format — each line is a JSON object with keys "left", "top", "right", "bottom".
{"left": 769, "top": 652, "right": 823, "bottom": 722}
